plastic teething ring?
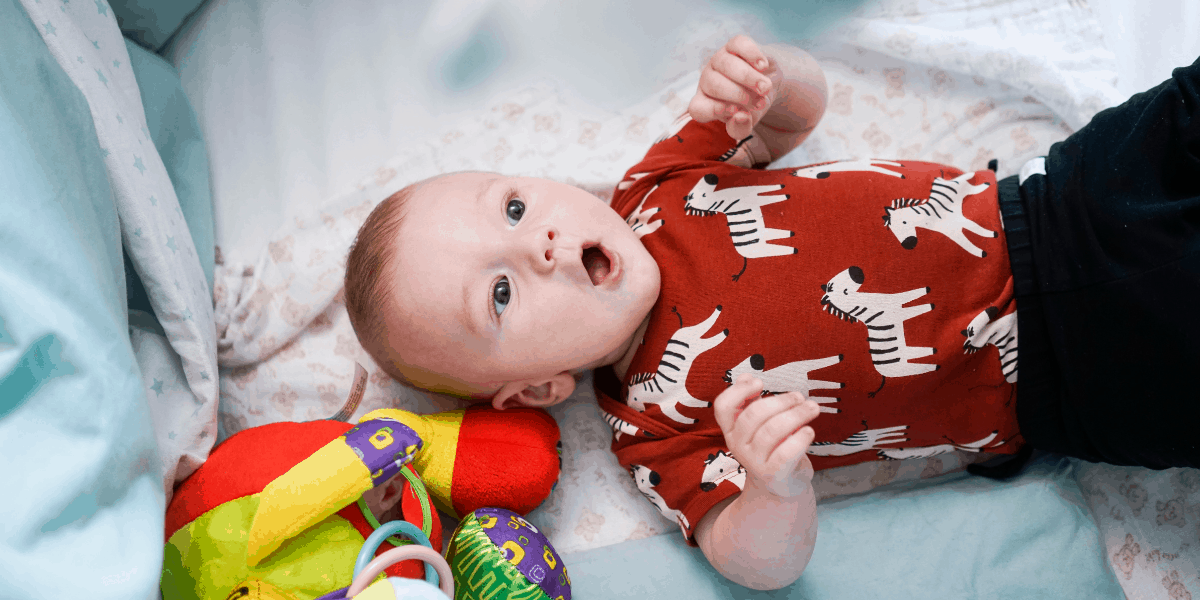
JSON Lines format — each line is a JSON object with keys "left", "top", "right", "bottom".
{"left": 354, "top": 520, "right": 436, "bottom": 584}
{"left": 347, "top": 546, "right": 454, "bottom": 599}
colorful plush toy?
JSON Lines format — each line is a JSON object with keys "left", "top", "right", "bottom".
{"left": 161, "top": 406, "right": 562, "bottom": 600}
{"left": 445, "top": 508, "right": 571, "bottom": 600}
{"left": 358, "top": 407, "right": 562, "bottom": 519}
{"left": 162, "top": 419, "right": 442, "bottom": 600}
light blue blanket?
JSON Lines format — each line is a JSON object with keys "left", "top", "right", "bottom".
{"left": 563, "top": 455, "right": 1124, "bottom": 599}
{"left": 0, "top": 1, "right": 163, "bottom": 598}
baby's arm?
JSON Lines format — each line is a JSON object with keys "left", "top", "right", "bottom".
{"left": 689, "top": 36, "right": 828, "bottom": 165}
{"left": 694, "top": 375, "right": 821, "bottom": 590}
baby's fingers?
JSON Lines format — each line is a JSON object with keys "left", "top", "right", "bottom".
{"left": 688, "top": 93, "right": 735, "bottom": 124}
{"left": 713, "top": 374, "right": 764, "bottom": 434}
{"left": 767, "top": 424, "right": 818, "bottom": 487}
{"left": 725, "top": 34, "right": 771, "bottom": 73}
{"left": 750, "top": 398, "right": 820, "bottom": 458}
{"left": 710, "top": 49, "right": 773, "bottom": 102}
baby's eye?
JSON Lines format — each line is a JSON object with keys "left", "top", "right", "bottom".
{"left": 505, "top": 197, "right": 526, "bottom": 225}
{"left": 493, "top": 277, "right": 511, "bottom": 316}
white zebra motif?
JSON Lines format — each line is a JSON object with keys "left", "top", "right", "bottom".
{"left": 724, "top": 353, "right": 844, "bottom": 413}
{"left": 627, "top": 306, "right": 726, "bottom": 425}
{"left": 631, "top": 464, "right": 690, "bottom": 534}
{"left": 600, "top": 408, "right": 648, "bottom": 441}
{"left": 625, "top": 184, "right": 663, "bottom": 238}
{"left": 820, "top": 266, "right": 938, "bottom": 396}
{"left": 792, "top": 159, "right": 905, "bottom": 180}
{"left": 653, "top": 113, "right": 692, "bottom": 145}
{"left": 700, "top": 450, "right": 745, "bottom": 492}
{"left": 684, "top": 174, "right": 795, "bottom": 281}
{"left": 962, "top": 307, "right": 1018, "bottom": 383}
{"left": 807, "top": 424, "right": 909, "bottom": 457}
{"left": 883, "top": 172, "right": 996, "bottom": 258}
{"left": 877, "top": 430, "right": 1005, "bottom": 460}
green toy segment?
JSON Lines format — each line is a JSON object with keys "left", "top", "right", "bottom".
{"left": 446, "top": 513, "right": 554, "bottom": 600}
{"left": 161, "top": 494, "right": 383, "bottom": 600}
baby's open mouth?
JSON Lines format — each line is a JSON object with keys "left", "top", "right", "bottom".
{"left": 583, "top": 244, "right": 611, "bottom": 286}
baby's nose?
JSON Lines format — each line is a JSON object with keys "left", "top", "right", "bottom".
{"left": 531, "top": 227, "right": 559, "bottom": 272}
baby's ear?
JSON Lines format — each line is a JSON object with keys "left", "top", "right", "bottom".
{"left": 492, "top": 372, "right": 576, "bottom": 410}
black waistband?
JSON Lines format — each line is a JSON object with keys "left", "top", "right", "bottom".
{"left": 997, "top": 175, "right": 1037, "bottom": 298}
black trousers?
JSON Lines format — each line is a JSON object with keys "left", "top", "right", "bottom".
{"left": 998, "top": 56, "right": 1200, "bottom": 470}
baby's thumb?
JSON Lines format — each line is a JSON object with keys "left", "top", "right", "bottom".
{"left": 725, "top": 114, "right": 753, "bottom": 143}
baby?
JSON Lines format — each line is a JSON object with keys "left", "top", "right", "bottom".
{"left": 344, "top": 35, "right": 1200, "bottom": 590}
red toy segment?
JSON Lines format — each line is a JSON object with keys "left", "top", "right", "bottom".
{"left": 451, "top": 407, "right": 561, "bottom": 517}
{"left": 166, "top": 420, "right": 353, "bottom": 541}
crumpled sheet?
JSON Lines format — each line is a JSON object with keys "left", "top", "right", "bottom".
{"left": 19, "top": 0, "right": 218, "bottom": 503}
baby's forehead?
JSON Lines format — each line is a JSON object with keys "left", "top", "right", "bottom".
{"left": 415, "top": 170, "right": 498, "bottom": 199}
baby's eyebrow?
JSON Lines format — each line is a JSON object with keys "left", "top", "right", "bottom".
{"left": 476, "top": 176, "right": 499, "bottom": 212}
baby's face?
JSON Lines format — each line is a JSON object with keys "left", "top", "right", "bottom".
{"left": 388, "top": 172, "right": 660, "bottom": 393}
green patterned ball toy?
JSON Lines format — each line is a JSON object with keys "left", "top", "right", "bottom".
{"left": 445, "top": 508, "right": 570, "bottom": 600}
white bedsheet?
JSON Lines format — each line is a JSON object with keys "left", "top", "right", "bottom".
{"left": 173, "top": 0, "right": 1199, "bottom": 597}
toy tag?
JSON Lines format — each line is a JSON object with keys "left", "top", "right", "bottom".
{"left": 329, "top": 363, "right": 368, "bottom": 422}
{"left": 342, "top": 418, "right": 423, "bottom": 487}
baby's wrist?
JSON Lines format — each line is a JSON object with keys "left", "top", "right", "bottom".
{"left": 744, "top": 469, "right": 812, "bottom": 501}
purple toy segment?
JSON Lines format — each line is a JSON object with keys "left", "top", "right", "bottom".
{"left": 342, "top": 418, "right": 423, "bottom": 487}
{"left": 474, "top": 507, "right": 571, "bottom": 600}
{"left": 312, "top": 588, "right": 348, "bottom": 600}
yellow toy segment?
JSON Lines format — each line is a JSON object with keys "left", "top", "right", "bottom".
{"left": 359, "top": 409, "right": 465, "bottom": 517}
{"left": 354, "top": 578, "right": 399, "bottom": 600}
{"left": 246, "top": 438, "right": 373, "bottom": 566}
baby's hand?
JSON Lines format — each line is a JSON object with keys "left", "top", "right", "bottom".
{"left": 714, "top": 374, "right": 819, "bottom": 499}
{"left": 689, "top": 35, "right": 780, "bottom": 141}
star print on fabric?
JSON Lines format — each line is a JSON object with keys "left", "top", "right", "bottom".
{"left": 150, "top": 379, "right": 164, "bottom": 396}
{"left": 95, "top": 68, "right": 107, "bottom": 86}
{"left": 94, "top": 0, "right": 106, "bottom": 15}
{"left": 91, "top": 40, "right": 99, "bottom": 49}
{"left": 166, "top": 235, "right": 178, "bottom": 253}
{"left": 133, "top": 227, "right": 142, "bottom": 237}
{"left": 149, "top": 195, "right": 157, "bottom": 206}
{"left": 133, "top": 156, "right": 145, "bottom": 173}
{"left": 181, "top": 308, "right": 192, "bottom": 321}
{"left": 77, "top": 56, "right": 84, "bottom": 63}
{"left": 112, "top": 59, "right": 120, "bottom": 68}
{"left": 116, "top": 114, "right": 123, "bottom": 124}
{"left": 168, "top": 431, "right": 177, "bottom": 440}
{"left": 43, "top": 21, "right": 56, "bottom": 35}
{"left": 200, "top": 371, "right": 210, "bottom": 381}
